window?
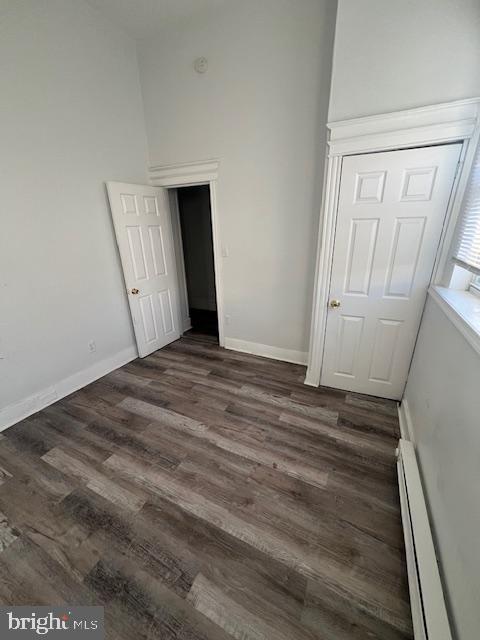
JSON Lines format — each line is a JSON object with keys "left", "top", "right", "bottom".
{"left": 431, "top": 141, "right": 480, "bottom": 353}
{"left": 453, "top": 141, "right": 480, "bottom": 275}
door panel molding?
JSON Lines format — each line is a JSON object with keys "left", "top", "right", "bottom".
{"left": 334, "top": 315, "right": 364, "bottom": 378}
{"left": 344, "top": 218, "right": 379, "bottom": 296}
{"left": 306, "top": 97, "right": 480, "bottom": 389}
{"left": 384, "top": 217, "right": 426, "bottom": 299}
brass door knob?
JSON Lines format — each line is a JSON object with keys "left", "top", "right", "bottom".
{"left": 131, "top": 288, "right": 140, "bottom": 295}
{"left": 329, "top": 299, "right": 341, "bottom": 308}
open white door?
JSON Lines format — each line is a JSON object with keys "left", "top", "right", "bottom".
{"left": 106, "top": 182, "right": 180, "bottom": 357}
{"left": 321, "top": 143, "right": 462, "bottom": 400}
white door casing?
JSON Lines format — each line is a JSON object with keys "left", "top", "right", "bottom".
{"left": 148, "top": 159, "right": 226, "bottom": 348}
{"left": 106, "top": 182, "right": 180, "bottom": 357}
{"left": 321, "top": 144, "right": 462, "bottom": 400}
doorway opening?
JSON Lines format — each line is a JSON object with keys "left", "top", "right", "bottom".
{"left": 170, "top": 185, "right": 219, "bottom": 341}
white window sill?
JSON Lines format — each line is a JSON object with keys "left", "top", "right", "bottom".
{"left": 428, "top": 286, "right": 480, "bottom": 356}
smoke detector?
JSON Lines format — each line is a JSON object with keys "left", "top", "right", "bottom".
{"left": 194, "top": 57, "right": 208, "bottom": 73}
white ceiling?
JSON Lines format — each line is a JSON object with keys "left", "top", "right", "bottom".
{"left": 85, "top": 0, "right": 232, "bottom": 39}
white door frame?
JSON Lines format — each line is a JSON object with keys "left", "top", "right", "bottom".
{"left": 168, "top": 189, "right": 191, "bottom": 334}
{"left": 305, "top": 98, "right": 480, "bottom": 387}
{"left": 148, "top": 159, "right": 225, "bottom": 347}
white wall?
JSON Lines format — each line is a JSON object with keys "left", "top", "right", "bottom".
{"left": 329, "top": 0, "right": 480, "bottom": 120}
{"left": 0, "top": 0, "right": 148, "bottom": 423}
{"left": 404, "top": 297, "right": 480, "bottom": 640}
{"left": 137, "top": 0, "right": 337, "bottom": 357}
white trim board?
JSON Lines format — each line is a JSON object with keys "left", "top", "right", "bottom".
{"left": 0, "top": 346, "right": 137, "bottom": 432}
{"left": 224, "top": 337, "right": 308, "bottom": 366}
{"left": 398, "top": 398, "right": 414, "bottom": 443}
{"left": 429, "top": 286, "right": 480, "bottom": 356}
{"left": 149, "top": 159, "right": 219, "bottom": 187}
{"left": 397, "top": 439, "right": 453, "bottom": 640}
{"left": 328, "top": 97, "right": 480, "bottom": 156}
{"left": 148, "top": 159, "right": 225, "bottom": 348}
{"left": 306, "top": 97, "right": 480, "bottom": 388}
{"left": 168, "top": 189, "right": 192, "bottom": 335}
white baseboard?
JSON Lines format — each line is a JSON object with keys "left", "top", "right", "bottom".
{"left": 397, "top": 439, "right": 453, "bottom": 639}
{"left": 398, "top": 397, "right": 414, "bottom": 442}
{"left": 304, "top": 369, "right": 320, "bottom": 387}
{"left": 0, "top": 345, "right": 137, "bottom": 432}
{"left": 224, "top": 337, "right": 308, "bottom": 365}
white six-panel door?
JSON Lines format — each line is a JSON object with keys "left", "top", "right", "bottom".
{"left": 321, "top": 144, "right": 461, "bottom": 400}
{"left": 106, "top": 182, "right": 180, "bottom": 357}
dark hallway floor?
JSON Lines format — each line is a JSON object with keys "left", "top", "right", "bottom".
{"left": 188, "top": 309, "right": 218, "bottom": 338}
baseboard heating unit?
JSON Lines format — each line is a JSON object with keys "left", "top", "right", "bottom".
{"left": 396, "top": 439, "right": 453, "bottom": 640}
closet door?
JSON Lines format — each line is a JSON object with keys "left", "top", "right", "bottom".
{"left": 321, "top": 143, "right": 461, "bottom": 399}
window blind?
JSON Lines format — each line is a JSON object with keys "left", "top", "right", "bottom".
{"left": 453, "top": 142, "right": 480, "bottom": 275}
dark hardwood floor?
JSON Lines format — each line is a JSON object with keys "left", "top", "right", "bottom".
{"left": 0, "top": 333, "right": 412, "bottom": 639}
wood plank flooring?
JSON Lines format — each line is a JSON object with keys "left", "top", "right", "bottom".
{"left": 0, "top": 333, "right": 412, "bottom": 639}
